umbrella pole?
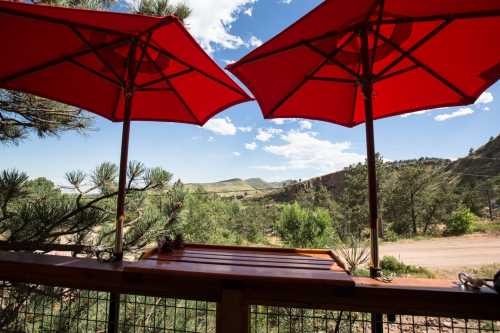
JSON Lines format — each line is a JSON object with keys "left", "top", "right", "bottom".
{"left": 365, "top": 102, "right": 380, "bottom": 276}
{"left": 114, "top": 110, "right": 132, "bottom": 260}
{"left": 360, "top": 26, "right": 383, "bottom": 333}
{"left": 108, "top": 40, "right": 137, "bottom": 333}
{"left": 107, "top": 100, "right": 132, "bottom": 333}
{"left": 360, "top": 27, "right": 380, "bottom": 278}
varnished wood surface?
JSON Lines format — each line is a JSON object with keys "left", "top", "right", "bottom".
{"left": 0, "top": 251, "right": 498, "bottom": 320}
{"left": 130, "top": 244, "right": 352, "bottom": 285}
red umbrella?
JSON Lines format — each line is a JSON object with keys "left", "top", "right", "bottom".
{"left": 0, "top": 1, "right": 251, "bottom": 260}
{"left": 228, "top": 0, "right": 500, "bottom": 276}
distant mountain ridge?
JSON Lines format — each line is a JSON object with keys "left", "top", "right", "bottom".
{"left": 264, "top": 134, "right": 500, "bottom": 202}
{"left": 185, "top": 177, "right": 293, "bottom": 197}
{"left": 185, "top": 135, "right": 500, "bottom": 199}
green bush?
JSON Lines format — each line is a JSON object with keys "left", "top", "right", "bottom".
{"left": 278, "top": 202, "right": 335, "bottom": 248}
{"left": 380, "top": 256, "right": 406, "bottom": 272}
{"left": 444, "top": 207, "right": 476, "bottom": 236}
{"left": 382, "top": 229, "right": 400, "bottom": 242}
{"left": 380, "top": 256, "right": 434, "bottom": 278}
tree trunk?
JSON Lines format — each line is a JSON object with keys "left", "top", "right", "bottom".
{"left": 410, "top": 193, "right": 417, "bottom": 236}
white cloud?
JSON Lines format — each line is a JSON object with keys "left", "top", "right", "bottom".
{"left": 238, "top": 126, "right": 253, "bottom": 133}
{"left": 258, "top": 131, "right": 364, "bottom": 172}
{"left": 245, "top": 142, "right": 258, "bottom": 150}
{"left": 243, "top": 7, "right": 253, "bottom": 16}
{"left": 223, "top": 59, "right": 236, "bottom": 65}
{"left": 401, "top": 92, "right": 494, "bottom": 119}
{"left": 299, "top": 120, "right": 312, "bottom": 130}
{"left": 203, "top": 117, "right": 237, "bottom": 135}
{"left": 256, "top": 129, "right": 273, "bottom": 142}
{"left": 256, "top": 128, "right": 283, "bottom": 142}
{"left": 233, "top": 152, "right": 241, "bottom": 156}
{"left": 280, "top": 0, "right": 292, "bottom": 4}
{"left": 270, "top": 119, "right": 286, "bottom": 125}
{"left": 400, "top": 110, "right": 432, "bottom": 118}
{"left": 150, "top": 0, "right": 258, "bottom": 54}
{"left": 249, "top": 36, "right": 263, "bottom": 48}
{"left": 270, "top": 118, "right": 297, "bottom": 125}
{"left": 475, "top": 91, "right": 493, "bottom": 104}
{"left": 208, "top": 136, "right": 215, "bottom": 142}
{"left": 434, "top": 107, "right": 474, "bottom": 122}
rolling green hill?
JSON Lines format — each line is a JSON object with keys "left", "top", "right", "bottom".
{"left": 185, "top": 178, "right": 290, "bottom": 197}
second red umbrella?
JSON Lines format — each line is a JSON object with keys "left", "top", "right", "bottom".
{"left": 228, "top": 0, "right": 500, "bottom": 276}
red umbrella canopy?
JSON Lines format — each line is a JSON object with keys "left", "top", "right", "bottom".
{"left": 0, "top": 1, "right": 251, "bottom": 125}
{"left": 227, "top": 0, "right": 500, "bottom": 127}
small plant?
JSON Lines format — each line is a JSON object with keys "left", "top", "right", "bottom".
{"left": 444, "top": 207, "right": 476, "bottom": 236}
{"left": 337, "top": 237, "right": 369, "bottom": 274}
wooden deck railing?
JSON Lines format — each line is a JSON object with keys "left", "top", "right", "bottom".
{"left": 0, "top": 251, "right": 499, "bottom": 332}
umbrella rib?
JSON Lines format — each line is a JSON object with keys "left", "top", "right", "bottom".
{"left": 138, "top": 88, "right": 173, "bottom": 92}
{"left": 267, "top": 32, "right": 357, "bottom": 117}
{"left": 137, "top": 69, "right": 193, "bottom": 89}
{"left": 132, "top": 33, "right": 153, "bottom": 82}
{"left": 137, "top": 16, "right": 176, "bottom": 39}
{"left": 375, "top": 10, "right": 500, "bottom": 25}
{"left": 309, "top": 77, "right": 356, "bottom": 84}
{"left": 350, "top": 59, "right": 362, "bottom": 126}
{"left": 375, "top": 64, "right": 419, "bottom": 82}
{"left": 304, "top": 42, "right": 359, "bottom": 79}
{"left": 0, "top": 37, "right": 130, "bottom": 84}
{"left": 68, "top": 59, "right": 121, "bottom": 87}
{"left": 374, "top": 19, "right": 452, "bottom": 80}
{"left": 145, "top": 42, "right": 247, "bottom": 98}
{"left": 70, "top": 26, "right": 125, "bottom": 86}
{"left": 370, "top": 0, "right": 385, "bottom": 72}
{"left": 373, "top": 31, "right": 472, "bottom": 101}
{"left": 111, "top": 37, "right": 137, "bottom": 120}
{"left": 142, "top": 50, "right": 201, "bottom": 124}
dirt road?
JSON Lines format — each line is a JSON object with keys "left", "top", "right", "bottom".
{"left": 380, "top": 234, "right": 500, "bottom": 269}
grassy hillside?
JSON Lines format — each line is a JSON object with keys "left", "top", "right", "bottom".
{"left": 265, "top": 135, "right": 500, "bottom": 203}
{"left": 185, "top": 178, "right": 289, "bottom": 197}
{"left": 443, "top": 135, "right": 500, "bottom": 187}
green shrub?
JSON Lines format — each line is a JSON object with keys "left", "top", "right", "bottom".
{"left": 380, "top": 256, "right": 434, "bottom": 278}
{"left": 444, "top": 207, "right": 476, "bottom": 236}
{"left": 382, "top": 229, "right": 400, "bottom": 242}
{"left": 278, "top": 202, "right": 335, "bottom": 248}
{"left": 380, "top": 256, "right": 405, "bottom": 272}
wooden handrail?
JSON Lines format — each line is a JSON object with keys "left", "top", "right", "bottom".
{"left": 0, "top": 251, "right": 498, "bottom": 320}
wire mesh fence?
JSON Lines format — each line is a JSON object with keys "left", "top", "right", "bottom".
{"left": 0, "top": 281, "right": 216, "bottom": 333}
{"left": 249, "top": 305, "right": 500, "bottom": 333}
{"left": 2, "top": 281, "right": 499, "bottom": 333}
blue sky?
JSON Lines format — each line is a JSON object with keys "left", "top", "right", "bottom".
{"left": 1, "top": 0, "right": 499, "bottom": 185}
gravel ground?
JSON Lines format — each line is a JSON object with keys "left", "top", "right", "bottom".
{"left": 380, "top": 233, "right": 500, "bottom": 269}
